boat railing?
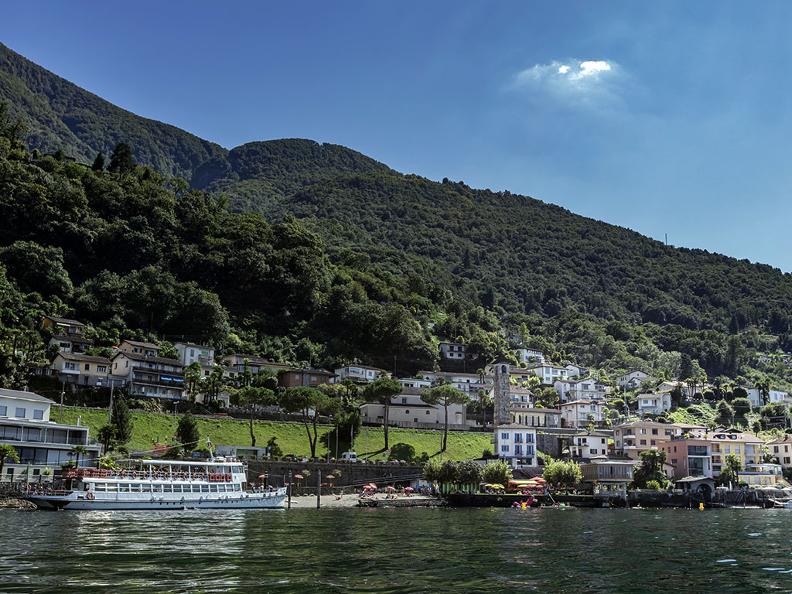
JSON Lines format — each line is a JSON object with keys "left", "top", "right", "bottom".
{"left": 66, "top": 468, "right": 234, "bottom": 482}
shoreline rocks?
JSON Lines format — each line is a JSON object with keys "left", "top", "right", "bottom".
{"left": 0, "top": 497, "right": 37, "bottom": 510}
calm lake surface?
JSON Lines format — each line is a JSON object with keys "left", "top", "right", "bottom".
{"left": 2, "top": 507, "right": 791, "bottom": 593}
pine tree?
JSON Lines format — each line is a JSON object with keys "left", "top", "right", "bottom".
{"left": 110, "top": 396, "right": 133, "bottom": 445}
{"left": 91, "top": 152, "right": 105, "bottom": 171}
{"left": 108, "top": 142, "right": 134, "bottom": 174}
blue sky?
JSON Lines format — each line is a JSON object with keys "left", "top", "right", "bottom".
{"left": 3, "top": 1, "right": 792, "bottom": 270}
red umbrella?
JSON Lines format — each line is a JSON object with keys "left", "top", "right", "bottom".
{"left": 404, "top": 487, "right": 414, "bottom": 493}
{"left": 386, "top": 485, "right": 396, "bottom": 492}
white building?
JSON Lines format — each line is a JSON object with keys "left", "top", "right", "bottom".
{"left": 523, "top": 363, "right": 569, "bottom": 385}
{"left": 333, "top": 364, "right": 385, "bottom": 384}
{"left": 618, "top": 370, "right": 654, "bottom": 391}
{"left": 111, "top": 352, "right": 185, "bottom": 400}
{"left": 515, "top": 348, "right": 545, "bottom": 364}
{"left": 361, "top": 389, "right": 467, "bottom": 429}
{"left": 495, "top": 425, "right": 538, "bottom": 467}
{"left": 398, "top": 377, "right": 432, "bottom": 389}
{"left": 564, "top": 364, "right": 587, "bottom": 379}
{"left": 560, "top": 400, "right": 605, "bottom": 428}
{"left": 117, "top": 339, "right": 160, "bottom": 358}
{"left": 0, "top": 388, "right": 100, "bottom": 482}
{"left": 637, "top": 392, "right": 672, "bottom": 416}
{"left": 439, "top": 342, "right": 466, "bottom": 360}
{"left": 175, "top": 342, "right": 216, "bottom": 377}
{"left": 570, "top": 430, "right": 610, "bottom": 460}
{"left": 746, "top": 388, "right": 790, "bottom": 409}
{"left": 49, "top": 352, "right": 118, "bottom": 388}
{"left": 554, "top": 378, "right": 608, "bottom": 403}
{"left": 418, "top": 371, "right": 492, "bottom": 397}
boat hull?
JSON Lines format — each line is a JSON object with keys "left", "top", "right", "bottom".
{"left": 28, "top": 492, "right": 286, "bottom": 511}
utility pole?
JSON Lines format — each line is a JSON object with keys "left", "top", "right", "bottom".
{"left": 287, "top": 470, "right": 292, "bottom": 509}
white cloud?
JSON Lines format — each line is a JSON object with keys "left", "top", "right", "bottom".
{"left": 512, "top": 59, "right": 621, "bottom": 105}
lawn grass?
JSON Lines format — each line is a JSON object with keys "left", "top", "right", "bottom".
{"left": 53, "top": 406, "right": 491, "bottom": 461}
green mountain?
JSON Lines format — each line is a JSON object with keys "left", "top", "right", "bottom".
{"left": 0, "top": 43, "right": 226, "bottom": 181}
{"left": 3, "top": 41, "right": 792, "bottom": 389}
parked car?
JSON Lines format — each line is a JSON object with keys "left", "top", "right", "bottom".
{"left": 340, "top": 451, "right": 358, "bottom": 462}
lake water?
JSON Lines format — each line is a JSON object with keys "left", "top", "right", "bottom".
{"left": 1, "top": 507, "right": 791, "bottom": 593}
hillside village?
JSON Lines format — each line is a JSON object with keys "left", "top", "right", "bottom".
{"left": 2, "top": 312, "right": 792, "bottom": 497}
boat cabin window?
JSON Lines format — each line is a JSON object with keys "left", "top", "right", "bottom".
{"left": 152, "top": 484, "right": 163, "bottom": 493}
{"left": 163, "top": 485, "right": 173, "bottom": 493}
{"left": 119, "top": 483, "right": 131, "bottom": 493}
{"left": 201, "top": 485, "right": 209, "bottom": 493}
{"left": 106, "top": 483, "right": 118, "bottom": 492}
{"left": 233, "top": 484, "right": 241, "bottom": 492}
{"left": 95, "top": 483, "right": 107, "bottom": 492}
{"left": 191, "top": 485, "right": 200, "bottom": 493}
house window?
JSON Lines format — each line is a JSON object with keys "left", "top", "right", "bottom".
{"left": 591, "top": 449, "right": 598, "bottom": 455}
{"left": 514, "top": 445, "right": 523, "bottom": 455}
{"left": 402, "top": 398, "right": 407, "bottom": 404}
{"left": 33, "top": 410, "right": 44, "bottom": 420}
{"left": 65, "top": 362, "right": 76, "bottom": 371}
{"left": 405, "top": 410, "right": 410, "bottom": 414}
{"left": 84, "top": 363, "right": 90, "bottom": 371}
{"left": 97, "top": 366, "right": 107, "bottom": 373}
{"left": 501, "top": 445, "right": 510, "bottom": 453}
{"left": 0, "top": 405, "right": 6, "bottom": 416}
{"left": 501, "top": 432, "right": 509, "bottom": 439}
{"left": 14, "top": 408, "right": 26, "bottom": 418}
{"left": 425, "top": 410, "right": 430, "bottom": 415}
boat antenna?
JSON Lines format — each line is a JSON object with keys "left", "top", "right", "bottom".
{"left": 207, "top": 437, "right": 214, "bottom": 461}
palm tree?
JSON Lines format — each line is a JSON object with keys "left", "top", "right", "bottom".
{"left": 0, "top": 444, "right": 19, "bottom": 481}
{"left": 70, "top": 445, "right": 90, "bottom": 468}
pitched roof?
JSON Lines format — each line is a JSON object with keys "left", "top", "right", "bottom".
{"left": 0, "top": 388, "right": 53, "bottom": 404}
{"left": 55, "top": 352, "right": 111, "bottom": 365}
{"left": 120, "top": 339, "right": 160, "bottom": 349}
{"left": 44, "top": 315, "right": 86, "bottom": 327}
{"left": 768, "top": 434, "right": 792, "bottom": 445}
{"left": 112, "top": 351, "right": 182, "bottom": 366}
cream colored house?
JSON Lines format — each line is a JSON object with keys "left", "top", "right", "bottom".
{"left": 612, "top": 420, "right": 692, "bottom": 459}
{"left": 560, "top": 400, "right": 605, "bottom": 428}
{"left": 50, "top": 352, "right": 116, "bottom": 388}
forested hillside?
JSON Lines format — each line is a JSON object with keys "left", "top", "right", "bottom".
{"left": 4, "top": 41, "right": 792, "bottom": 388}
{"left": 0, "top": 43, "right": 226, "bottom": 181}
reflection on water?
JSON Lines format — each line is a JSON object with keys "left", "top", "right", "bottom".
{"left": 1, "top": 508, "right": 792, "bottom": 592}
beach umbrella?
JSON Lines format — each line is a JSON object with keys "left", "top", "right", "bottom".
{"left": 369, "top": 483, "right": 377, "bottom": 489}
{"left": 258, "top": 474, "right": 267, "bottom": 479}
{"left": 386, "top": 486, "right": 396, "bottom": 492}
{"left": 326, "top": 474, "right": 336, "bottom": 479}
{"left": 404, "top": 487, "right": 414, "bottom": 493}
{"left": 293, "top": 474, "right": 304, "bottom": 480}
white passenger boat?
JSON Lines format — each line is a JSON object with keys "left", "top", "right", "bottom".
{"left": 26, "top": 457, "right": 286, "bottom": 511}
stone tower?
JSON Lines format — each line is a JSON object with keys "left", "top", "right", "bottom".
{"left": 492, "top": 361, "right": 512, "bottom": 427}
